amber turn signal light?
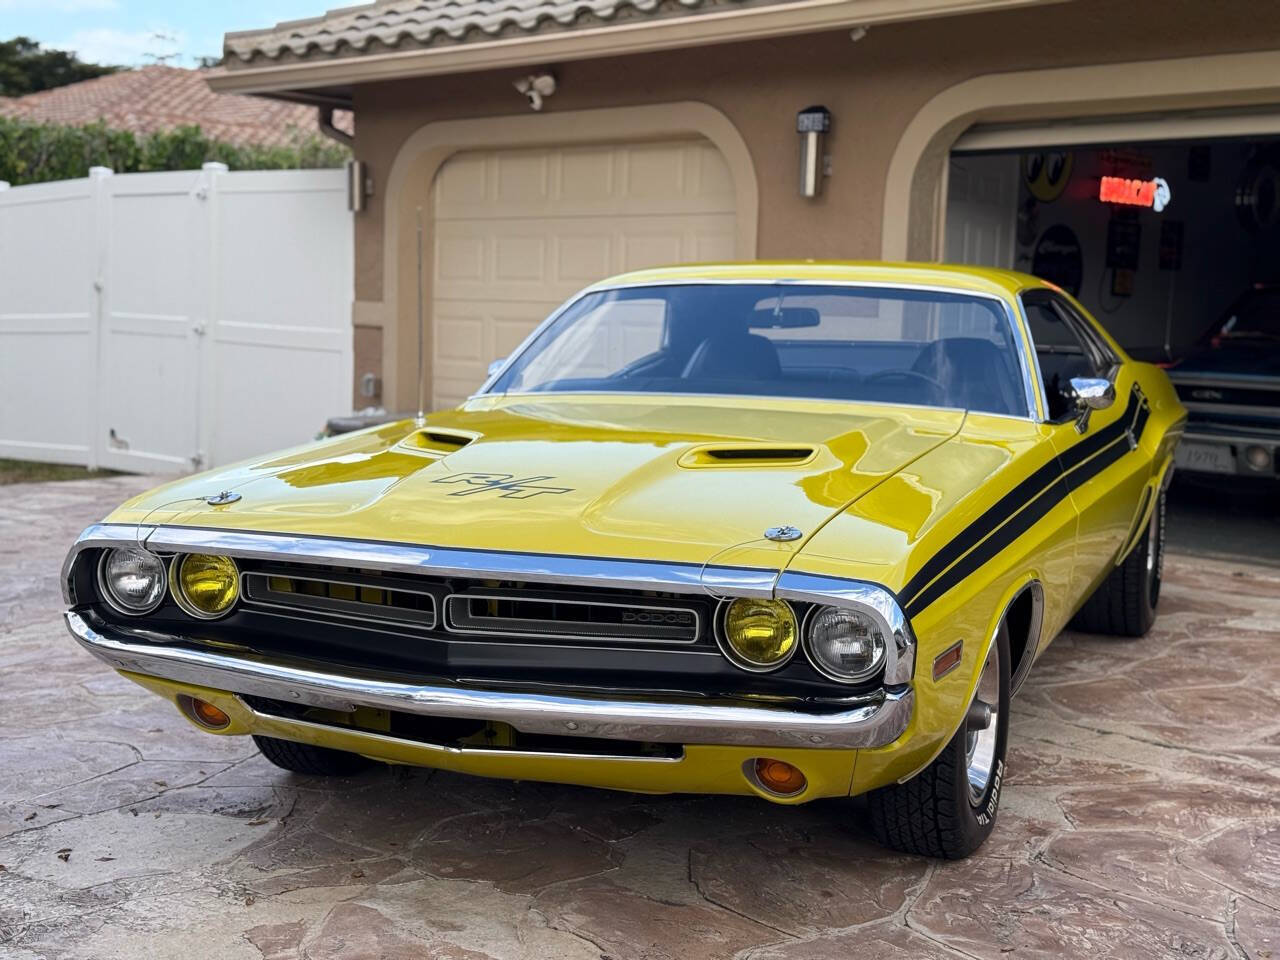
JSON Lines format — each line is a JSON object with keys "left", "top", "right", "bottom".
{"left": 178, "top": 695, "right": 231, "bottom": 730}
{"left": 752, "top": 757, "right": 807, "bottom": 796}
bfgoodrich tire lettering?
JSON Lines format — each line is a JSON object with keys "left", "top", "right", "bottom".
{"left": 1070, "top": 489, "right": 1164, "bottom": 637}
{"left": 253, "top": 735, "right": 374, "bottom": 776}
{"left": 866, "top": 620, "right": 1011, "bottom": 859}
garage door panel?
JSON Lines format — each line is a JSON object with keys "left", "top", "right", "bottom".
{"left": 624, "top": 143, "right": 688, "bottom": 199}
{"left": 619, "top": 232, "right": 685, "bottom": 272}
{"left": 496, "top": 152, "right": 551, "bottom": 205}
{"left": 559, "top": 147, "right": 616, "bottom": 204}
{"left": 436, "top": 152, "right": 489, "bottom": 205}
{"left": 694, "top": 228, "right": 737, "bottom": 262}
{"left": 436, "top": 142, "right": 735, "bottom": 221}
{"left": 430, "top": 137, "right": 737, "bottom": 409}
{"left": 556, "top": 233, "right": 614, "bottom": 284}
{"left": 692, "top": 145, "right": 736, "bottom": 203}
{"left": 435, "top": 231, "right": 486, "bottom": 285}
{"left": 494, "top": 234, "right": 547, "bottom": 282}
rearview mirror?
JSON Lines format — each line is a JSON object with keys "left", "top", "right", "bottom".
{"left": 749, "top": 307, "right": 821, "bottom": 329}
{"left": 487, "top": 357, "right": 507, "bottom": 377}
{"left": 1069, "top": 377, "right": 1114, "bottom": 433}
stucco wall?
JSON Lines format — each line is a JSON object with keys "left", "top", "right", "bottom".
{"left": 348, "top": 0, "right": 1280, "bottom": 409}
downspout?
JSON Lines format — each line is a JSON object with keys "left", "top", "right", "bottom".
{"left": 319, "top": 105, "right": 368, "bottom": 213}
{"left": 318, "top": 105, "right": 353, "bottom": 147}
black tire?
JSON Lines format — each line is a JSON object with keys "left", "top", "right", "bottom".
{"left": 866, "top": 620, "right": 1011, "bottom": 859}
{"left": 1070, "top": 489, "right": 1165, "bottom": 637}
{"left": 253, "top": 734, "right": 374, "bottom": 776}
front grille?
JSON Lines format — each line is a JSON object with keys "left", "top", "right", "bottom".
{"left": 443, "top": 589, "right": 700, "bottom": 643}
{"left": 243, "top": 569, "right": 437, "bottom": 630}
{"left": 238, "top": 561, "right": 711, "bottom": 647}
{"left": 1174, "top": 382, "right": 1280, "bottom": 410}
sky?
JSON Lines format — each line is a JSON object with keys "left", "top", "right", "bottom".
{"left": 0, "top": 0, "right": 360, "bottom": 68}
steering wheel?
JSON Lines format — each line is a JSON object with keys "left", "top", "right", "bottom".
{"left": 863, "top": 369, "right": 945, "bottom": 392}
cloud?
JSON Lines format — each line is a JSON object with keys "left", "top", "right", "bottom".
{"left": 54, "top": 27, "right": 189, "bottom": 66}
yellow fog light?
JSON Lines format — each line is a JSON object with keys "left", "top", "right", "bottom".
{"left": 718, "top": 598, "right": 798, "bottom": 671}
{"left": 172, "top": 554, "right": 240, "bottom": 619}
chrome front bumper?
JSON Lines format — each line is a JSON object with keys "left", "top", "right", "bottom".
{"left": 65, "top": 610, "right": 913, "bottom": 751}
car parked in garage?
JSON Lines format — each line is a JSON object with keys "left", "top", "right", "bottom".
{"left": 62, "top": 263, "right": 1185, "bottom": 859}
{"left": 1169, "top": 285, "right": 1280, "bottom": 480}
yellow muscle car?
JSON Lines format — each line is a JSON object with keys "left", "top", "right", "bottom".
{"left": 62, "top": 263, "right": 1185, "bottom": 858}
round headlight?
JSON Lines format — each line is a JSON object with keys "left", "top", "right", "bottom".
{"left": 718, "top": 598, "right": 798, "bottom": 671}
{"left": 172, "top": 554, "right": 239, "bottom": 619}
{"left": 98, "top": 548, "right": 166, "bottom": 615}
{"left": 805, "top": 606, "right": 886, "bottom": 682}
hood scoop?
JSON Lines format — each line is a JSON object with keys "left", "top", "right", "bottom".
{"left": 397, "top": 428, "right": 477, "bottom": 458}
{"left": 679, "top": 444, "right": 818, "bottom": 468}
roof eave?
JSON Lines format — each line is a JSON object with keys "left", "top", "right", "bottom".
{"left": 209, "top": 0, "right": 1065, "bottom": 96}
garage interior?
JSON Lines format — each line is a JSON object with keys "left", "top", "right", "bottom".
{"left": 945, "top": 124, "right": 1280, "bottom": 564}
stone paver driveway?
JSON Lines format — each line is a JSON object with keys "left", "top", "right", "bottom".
{"left": 2, "top": 476, "right": 1278, "bottom": 960}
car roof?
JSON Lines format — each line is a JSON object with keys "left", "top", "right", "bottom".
{"left": 587, "top": 261, "right": 1050, "bottom": 300}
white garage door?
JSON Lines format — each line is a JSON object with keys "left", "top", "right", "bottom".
{"left": 431, "top": 139, "right": 738, "bottom": 409}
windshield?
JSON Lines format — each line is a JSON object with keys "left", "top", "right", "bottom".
{"left": 489, "top": 283, "right": 1030, "bottom": 416}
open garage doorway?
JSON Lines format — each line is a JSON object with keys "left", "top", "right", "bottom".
{"left": 945, "top": 128, "right": 1280, "bottom": 566}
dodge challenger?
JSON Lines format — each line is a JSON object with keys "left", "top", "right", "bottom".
{"left": 62, "top": 263, "right": 1185, "bottom": 858}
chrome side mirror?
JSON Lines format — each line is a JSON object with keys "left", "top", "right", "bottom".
{"left": 1069, "top": 377, "right": 1114, "bottom": 433}
{"left": 487, "top": 357, "right": 507, "bottom": 378}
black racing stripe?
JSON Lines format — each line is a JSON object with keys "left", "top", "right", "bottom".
{"left": 902, "top": 386, "right": 1149, "bottom": 618}
{"left": 899, "top": 386, "right": 1140, "bottom": 607}
{"left": 904, "top": 433, "right": 1131, "bottom": 618}
{"left": 896, "top": 452, "right": 1066, "bottom": 605}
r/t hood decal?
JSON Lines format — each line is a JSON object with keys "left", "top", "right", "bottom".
{"left": 432, "top": 472, "right": 574, "bottom": 499}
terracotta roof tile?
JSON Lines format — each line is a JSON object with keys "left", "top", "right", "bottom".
{"left": 224, "top": 0, "right": 779, "bottom": 63}
{"left": 0, "top": 66, "right": 353, "bottom": 147}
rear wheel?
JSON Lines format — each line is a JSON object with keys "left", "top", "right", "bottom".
{"left": 866, "top": 620, "right": 1011, "bottom": 859}
{"left": 253, "top": 735, "right": 374, "bottom": 776}
{"left": 1070, "top": 489, "right": 1164, "bottom": 637}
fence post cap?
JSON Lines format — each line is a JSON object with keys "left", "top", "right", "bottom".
{"left": 88, "top": 166, "right": 114, "bottom": 178}
{"left": 202, "top": 162, "right": 230, "bottom": 173}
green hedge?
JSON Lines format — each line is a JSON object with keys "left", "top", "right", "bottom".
{"left": 0, "top": 118, "right": 348, "bottom": 186}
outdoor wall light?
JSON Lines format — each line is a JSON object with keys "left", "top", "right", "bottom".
{"left": 346, "top": 159, "right": 372, "bottom": 213}
{"left": 797, "top": 106, "right": 831, "bottom": 198}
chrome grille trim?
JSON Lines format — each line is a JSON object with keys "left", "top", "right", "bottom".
{"left": 442, "top": 590, "right": 701, "bottom": 644}
{"left": 242, "top": 571, "right": 437, "bottom": 631}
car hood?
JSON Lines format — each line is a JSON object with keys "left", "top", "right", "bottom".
{"left": 106, "top": 395, "right": 963, "bottom": 573}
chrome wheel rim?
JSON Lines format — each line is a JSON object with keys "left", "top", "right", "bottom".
{"left": 965, "top": 641, "right": 1000, "bottom": 806}
{"left": 1146, "top": 501, "right": 1162, "bottom": 598}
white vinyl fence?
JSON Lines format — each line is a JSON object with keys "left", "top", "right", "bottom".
{"left": 0, "top": 163, "right": 352, "bottom": 473}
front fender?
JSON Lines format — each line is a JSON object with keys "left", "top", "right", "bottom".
{"left": 849, "top": 572, "right": 1043, "bottom": 795}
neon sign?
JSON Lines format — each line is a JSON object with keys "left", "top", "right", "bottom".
{"left": 1099, "top": 176, "right": 1171, "bottom": 212}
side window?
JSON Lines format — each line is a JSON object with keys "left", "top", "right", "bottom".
{"left": 1023, "top": 295, "right": 1105, "bottom": 421}
{"left": 1051, "top": 296, "right": 1121, "bottom": 372}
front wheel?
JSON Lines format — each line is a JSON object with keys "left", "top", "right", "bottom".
{"left": 865, "top": 620, "right": 1011, "bottom": 859}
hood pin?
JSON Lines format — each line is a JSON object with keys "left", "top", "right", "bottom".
{"left": 204, "top": 490, "right": 242, "bottom": 506}
{"left": 764, "top": 525, "right": 803, "bottom": 542}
